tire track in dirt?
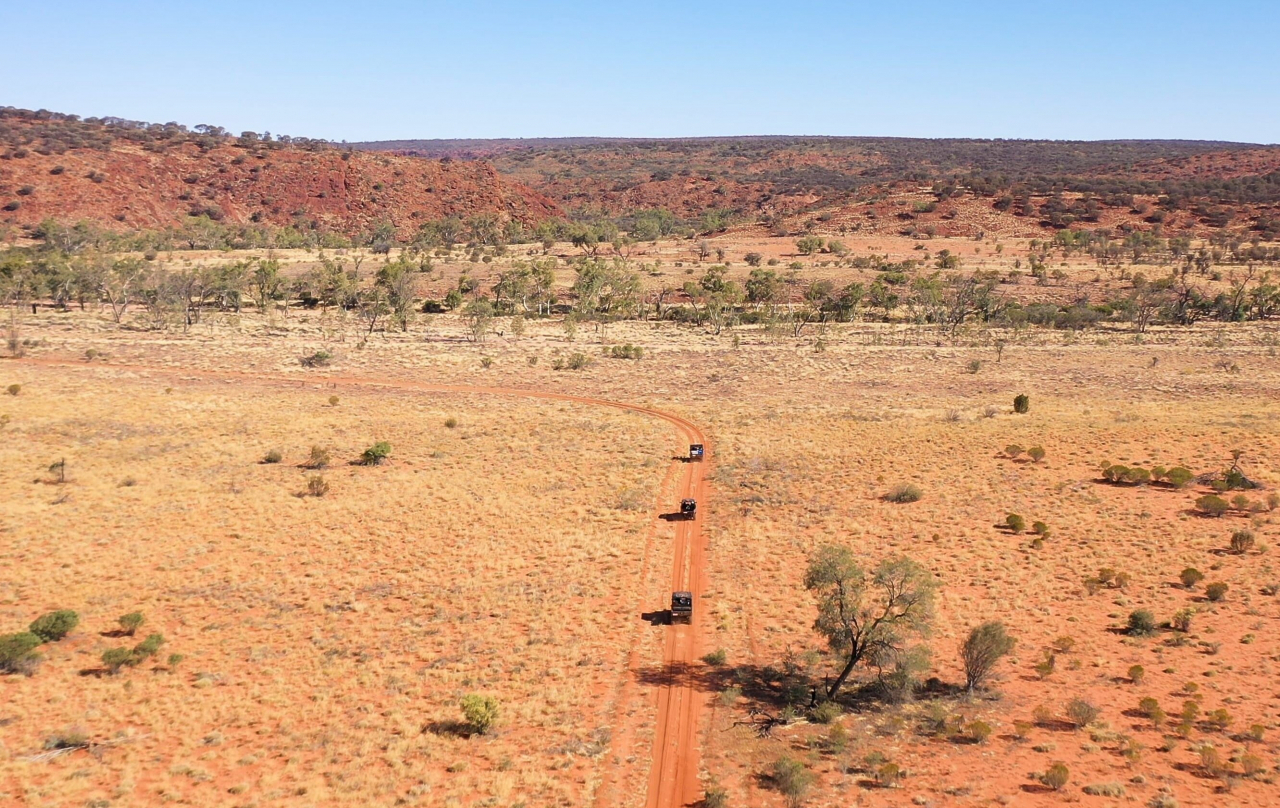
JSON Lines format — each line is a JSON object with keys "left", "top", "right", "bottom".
{"left": 21, "top": 357, "right": 710, "bottom": 808}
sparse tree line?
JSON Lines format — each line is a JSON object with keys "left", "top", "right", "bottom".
{"left": 4, "top": 218, "right": 1279, "bottom": 340}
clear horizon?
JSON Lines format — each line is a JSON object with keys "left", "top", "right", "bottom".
{"left": 4, "top": 0, "right": 1278, "bottom": 144}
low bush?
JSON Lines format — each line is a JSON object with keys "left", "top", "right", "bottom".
{"left": 1205, "top": 582, "right": 1228, "bottom": 602}
{"left": 1027, "top": 445, "right": 1045, "bottom": 462}
{"left": 1066, "top": 698, "right": 1099, "bottom": 728}
{"left": 306, "top": 474, "right": 329, "bottom": 497}
{"left": 360, "top": 441, "right": 392, "bottom": 466}
{"left": 962, "top": 621, "right": 1015, "bottom": 692}
{"left": 1013, "top": 394, "right": 1030, "bottom": 414}
{"left": 810, "top": 700, "right": 842, "bottom": 724}
{"left": 607, "top": 343, "right": 644, "bottom": 360}
{"left": 1005, "top": 513, "right": 1026, "bottom": 532}
{"left": 0, "top": 632, "right": 42, "bottom": 674}
{"left": 704, "top": 784, "right": 729, "bottom": 808}
{"left": 306, "top": 445, "right": 330, "bottom": 469}
{"left": 1195, "top": 494, "right": 1229, "bottom": 517}
{"left": 102, "top": 647, "right": 132, "bottom": 674}
{"left": 1083, "top": 782, "right": 1125, "bottom": 797}
{"left": 118, "top": 612, "right": 144, "bottom": 636}
{"left": 1128, "top": 664, "right": 1145, "bottom": 684}
{"left": 702, "top": 648, "right": 727, "bottom": 666}
{"left": 133, "top": 633, "right": 164, "bottom": 660}
{"left": 885, "top": 484, "right": 922, "bottom": 503}
{"left": 461, "top": 694, "right": 500, "bottom": 734}
{"left": 1165, "top": 466, "right": 1194, "bottom": 487}
{"left": 1205, "top": 708, "right": 1232, "bottom": 732}
{"left": 1128, "top": 610, "right": 1157, "bottom": 637}
{"left": 1230, "top": 530, "right": 1255, "bottom": 554}
{"left": 1040, "top": 762, "right": 1069, "bottom": 790}
{"left": 1180, "top": 568, "right": 1204, "bottom": 589}
{"left": 968, "top": 720, "right": 993, "bottom": 743}
{"left": 771, "top": 756, "right": 815, "bottom": 801}
{"left": 29, "top": 610, "right": 78, "bottom": 643}
{"left": 300, "top": 350, "right": 332, "bottom": 368}
{"left": 262, "top": 448, "right": 283, "bottom": 464}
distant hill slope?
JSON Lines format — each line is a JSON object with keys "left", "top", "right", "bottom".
{"left": 0, "top": 109, "right": 561, "bottom": 237}
{"left": 353, "top": 135, "right": 1280, "bottom": 218}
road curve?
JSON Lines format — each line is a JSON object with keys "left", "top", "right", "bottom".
{"left": 19, "top": 357, "right": 709, "bottom": 808}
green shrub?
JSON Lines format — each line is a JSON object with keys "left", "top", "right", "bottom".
{"left": 6, "top": 384, "right": 20, "bottom": 396}
{"left": 1195, "top": 494, "right": 1229, "bottom": 517}
{"left": 810, "top": 701, "right": 842, "bottom": 724}
{"left": 885, "top": 483, "right": 922, "bottom": 503}
{"left": 1206, "top": 708, "right": 1232, "bottom": 732}
{"left": 1040, "top": 762, "right": 1069, "bottom": 790}
{"left": 771, "top": 756, "right": 815, "bottom": 803}
{"left": 1004, "top": 444, "right": 1024, "bottom": 459}
{"left": 29, "top": 610, "right": 78, "bottom": 643}
{"left": 1128, "top": 664, "right": 1145, "bottom": 684}
{"left": 608, "top": 343, "right": 644, "bottom": 360}
{"left": 328, "top": 395, "right": 339, "bottom": 406}
{"left": 133, "top": 633, "right": 165, "bottom": 660}
{"left": 702, "top": 648, "right": 727, "bottom": 666}
{"left": 118, "top": 612, "right": 144, "bottom": 636}
{"left": 1128, "top": 610, "right": 1157, "bottom": 636}
{"left": 1013, "top": 394, "right": 1029, "bottom": 414}
{"left": 1005, "top": 513, "right": 1026, "bottom": 533}
{"left": 444, "top": 417, "right": 458, "bottom": 429}
{"left": 1031, "top": 521, "right": 1050, "bottom": 537}
{"left": 102, "top": 647, "right": 132, "bottom": 674}
{"left": 1171, "top": 607, "right": 1194, "bottom": 632}
{"left": 962, "top": 621, "right": 1015, "bottom": 691}
{"left": 1230, "top": 530, "right": 1255, "bottom": 554}
{"left": 1101, "top": 463, "right": 1125, "bottom": 483}
{"left": 306, "top": 445, "right": 330, "bottom": 469}
{"left": 875, "top": 762, "right": 901, "bottom": 787}
{"left": 704, "top": 783, "right": 729, "bottom": 808}
{"left": 0, "top": 632, "right": 42, "bottom": 674}
{"left": 566, "top": 352, "right": 591, "bottom": 370}
{"left": 1123, "top": 466, "right": 1151, "bottom": 485}
{"left": 262, "top": 448, "right": 283, "bottom": 464}
{"left": 1066, "top": 698, "right": 1099, "bottom": 728}
{"left": 461, "top": 694, "right": 499, "bottom": 734}
{"left": 1180, "top": 568, "right": 1204, "bottom": 589}
{"left": 968, "top": 720, "right": 993, "bottom": 743}
{"left": 306, "top": 474, "right": 329, "bottom": 497}
{"left": 300, "top": 350, "right": 332, "bottom": 368}
{"left": 1165, "top": 466, "right": 1194, "bottom": 487}
{"left": 1205, "top": 582, "right": 1228, "bottom": 602}
{"left": 1027, "top": 445, "right": 1045, "bottom": 462}
{"left": 360, "top": 441, "right": 392, "bottom": 466}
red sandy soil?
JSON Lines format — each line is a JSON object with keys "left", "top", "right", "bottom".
{"left": 0, "top": 143, "right": 560, "bottom": 238}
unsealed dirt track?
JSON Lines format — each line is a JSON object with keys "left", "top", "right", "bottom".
{"left": 20, "top": 357, "right": 710, "bottom": 808}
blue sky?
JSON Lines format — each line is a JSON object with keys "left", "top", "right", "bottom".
{"left": 4, "top": 1, "right": 1277, "bottom": 143}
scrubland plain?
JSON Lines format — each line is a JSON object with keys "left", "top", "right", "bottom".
{"left": 2, "top": 261, "right": 1279, "bottom": 808}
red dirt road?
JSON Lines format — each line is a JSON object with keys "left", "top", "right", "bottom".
{"left": 644, "top": 443, "right": 710, "bottom": 808}
{"left": 20, "top": 357, "right": 710, "bottom": 808}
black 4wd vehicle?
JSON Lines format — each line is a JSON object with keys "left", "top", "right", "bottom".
{"left": 670, "top": 591, "right": 692, "bottom": 623}
{"left": 679, "top": 498, "right": 697, "bottom": 519}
